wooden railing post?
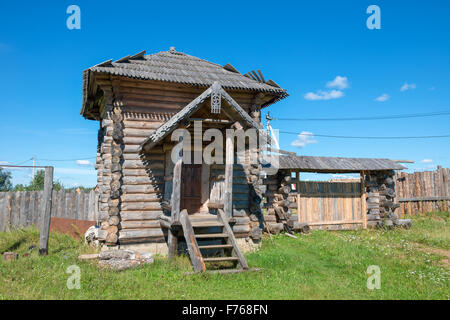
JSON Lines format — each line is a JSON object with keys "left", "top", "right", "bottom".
{"left": 168, "top": 158, "right": 182, "bottom": 259}
{"left": 39, "top": 166, "right": 54, "bottom": 255}
{"left": 224, "top": 134, "right": 233, "bottom": 218}
{"left": 360, "top": 171, "right": 367, "bottom": 229}
{"left": 171, "top": 158, "right": 182, "bottom": 222}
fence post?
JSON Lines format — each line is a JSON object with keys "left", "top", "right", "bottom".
{"left": 39, "top": 167, "right": 54, "bottom": 255}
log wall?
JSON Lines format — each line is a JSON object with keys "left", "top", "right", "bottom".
{"left": 94, "top": 77, "right": 261, "bottom": 245}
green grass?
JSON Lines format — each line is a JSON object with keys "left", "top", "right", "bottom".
{"left": 0, "top": 212, "right": 448, "bottom": 300}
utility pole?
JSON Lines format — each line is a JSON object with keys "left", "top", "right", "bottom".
{"left": 32, "top": 156, "right": 36, "bottom": 181}
{"left": 266, "top": 112, "right": 280, "bottom": 150}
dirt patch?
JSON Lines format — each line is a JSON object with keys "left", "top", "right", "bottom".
{"left": 414, "top": 243, "right": 450, "bottom": 266}
{"left": 50, "top": 217, "right": 96, "bottom": 239}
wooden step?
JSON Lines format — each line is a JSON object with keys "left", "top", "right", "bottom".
{"left": 185, "top": 268, "right": 260, "bottom": 276}
{"left": 195, "top": 233, "right": 228, "bottom": 239}
{"left": 191, "top": 220, "right": 224, "bottom": 228}
{"left": 198, "top": 244, "right": 233, "bottom": 250}
{"left": 203, "top": 257, "right": 239, "bottom": 262}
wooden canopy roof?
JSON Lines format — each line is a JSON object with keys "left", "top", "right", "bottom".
{"left": 277, "top": 155, "right": 406, "bottom": 173}
{"left": 81, "top": 48, "right": 288, "bottom": 119}
{"left": 140, "top": 82, "right": 264, "bottom": 152}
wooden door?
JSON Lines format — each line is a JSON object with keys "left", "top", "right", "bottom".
{"left": 181, "top": 164, "right": 202, "bottom": 214}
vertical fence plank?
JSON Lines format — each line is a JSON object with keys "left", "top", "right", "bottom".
{"left": 18, "top": 192, "right": 27, "bottom": 227}
{"left": 10, "top": 192, "right": 19, "bottom": 228}
{"left": 24, "top": 191, "right": 32, "bottom": 227}
{"left": 0, "top": 193, "right": 6, "bottom": 231}
{"left": 87, "top": 191, "right": 94, "bottom": 221}
{"left": 29, "top": 192, "right": 36, "bottom": 225}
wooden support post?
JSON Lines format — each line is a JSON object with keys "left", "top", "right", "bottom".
{"left": 171, "top": 158, "right": 182, "bottom": 222}
{"left": 39, "top": 167, "right": 54, "bottom": 255}
{"left": 168, "top": 158, "right": 182, "bottom": 260}
{"left": 224, "top": 134, "right": 233, "bottom": 218}
{"left": 360, "top": 171, "right": 367, "bottom": 229}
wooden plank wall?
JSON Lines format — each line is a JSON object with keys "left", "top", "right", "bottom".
{"left": 396, "top": 166, "right": 449, "bottom": 216}
{"left": 0, "top": 190, "right": 98, "bottom": 231}
{"left": 296, "top": 181, "right": 365, "bottom": 230}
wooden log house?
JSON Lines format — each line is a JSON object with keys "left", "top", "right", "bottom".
{"left": 81, "top": 48, "right": 287, "bottom": 270}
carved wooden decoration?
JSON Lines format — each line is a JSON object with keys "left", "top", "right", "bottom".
{"left": 211, "top": 91, "right": 221, "bottom": 114}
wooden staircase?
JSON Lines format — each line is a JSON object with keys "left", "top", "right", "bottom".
{"left": 179, "top": 209, "right": 249, "bottom": 273}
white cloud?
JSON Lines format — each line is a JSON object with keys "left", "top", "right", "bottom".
{"left": 304, "top": 90, "right": 344, "bottom": 101}
{"left": 291, "top": 131, "right": 318, "bottom": 148}
{"left": 326, "top": 76, "right": 349, "bottom": 90}
{"left": 421, "top": 159, "right": 433, "bottom": 163}
{"left": 375, "top": 93, "right": 390, "bottom": 102}
{"left": 400, "top": 82, "right": 416, "bottom": 92}
{"left": 76, "top": 159, "right": 93, "bottom": 166}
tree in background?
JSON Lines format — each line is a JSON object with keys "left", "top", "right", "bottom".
{"left": 0, "top": 168, "right": 13, "bottom": 191}
{"left": 13, "top": 169, "right": 63, "bottom": 191}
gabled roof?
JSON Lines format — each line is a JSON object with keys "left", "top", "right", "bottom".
{"left": 82, "top": 48, "right": 288, "bottom": 118}
{"left": 140, "top": 82, "right": 263, "bottom": 152}
{"left": 277, "top": 155, "right": 406, "bottom": 173}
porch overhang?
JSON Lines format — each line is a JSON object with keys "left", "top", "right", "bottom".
{"left": 139, "top": 82, "right": 264, "bottom": 152}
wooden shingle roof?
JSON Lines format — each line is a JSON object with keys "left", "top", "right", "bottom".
{"left": 82, "top": 48, "right": 288, "bottom": 118}
{"left": 92, "top": 49, "right": 286, "bottom": 94}
{"left": 277, "top": 155, "right": 406, "bottom": 173}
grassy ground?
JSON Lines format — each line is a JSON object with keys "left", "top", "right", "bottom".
{"left": 0, "top": 212, "right": 448, "bottom": 300}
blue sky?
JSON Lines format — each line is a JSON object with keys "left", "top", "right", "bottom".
{"left": 0, "top": 0, "right": 449, "bottom": 186}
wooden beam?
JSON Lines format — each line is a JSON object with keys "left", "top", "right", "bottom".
{"left": 398, "top": 196, "right": 450, "bottom": 202}
{"left": 168, "top": 158, "right": 182, "bottom": 259}
{"left": 180, "top": 210, "right": 205, "bottom": 272}
{"left": 360, "top": 171, "right": 367, "bottom": 229}
{"left": 224, "top": 134, "right": 233, "bottom": 218}
{"left": 188, "top": 118, "right": 231, "bottom": 124}
{"left": 39, "top": 167, "right": 54, "bottom": 255}
{"left": 306, "top": 220, "right": 365, "bottom": 226}
{"left": 171, "top": 158, "right": 182, "bottom": 222}
{"left": 185, "top": 268, "right": 260, "bottom": 275}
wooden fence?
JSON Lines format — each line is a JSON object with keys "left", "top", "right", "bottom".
{"left": 294, "top": 181, "right": 366, "bottom": 230}
{"left": 395, "top": 166, "right": 449, "bottom": 216}
{"left": 0, "top": 190, "right": 99, "bottom": 231}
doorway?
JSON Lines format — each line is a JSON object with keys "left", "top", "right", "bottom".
{"left": 180, "top": 163, "right": 203, "bottom": 214}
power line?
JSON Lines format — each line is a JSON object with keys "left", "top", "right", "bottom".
{"left": 279, "top": 131, "right": 450, "bottom": 139}
{"left": 11, "top": 158, "right": 33, "bottom": 166}
{"left": 273, "top": 110, "right": 450, "bottom": 121}
{"left": 38, "top": 156, "right": 96, "bottom": 162}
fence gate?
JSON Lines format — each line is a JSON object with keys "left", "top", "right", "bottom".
{"left": 296, "top": 181, "right": 367, "bottom": 230}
